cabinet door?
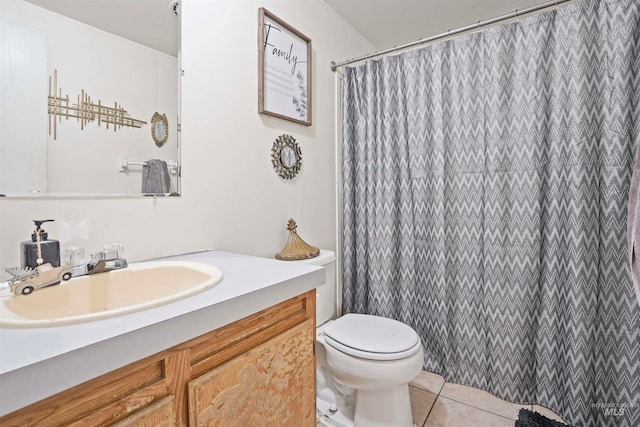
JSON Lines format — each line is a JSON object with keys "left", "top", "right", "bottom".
{"left": 0, "top": 352, "right": 184, "bottom": 427}
{"left": 188, "top": 318, "right": 315, "bottom": 427}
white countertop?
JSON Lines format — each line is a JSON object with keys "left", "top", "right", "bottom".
{"left": 0, "top": 250, "right": 324, "bottom": 416}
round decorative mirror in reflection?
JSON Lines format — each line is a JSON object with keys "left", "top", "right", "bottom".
{"left": 151, "top": 112, "right": 169, "bottom": 147}
{"left": 271, "top": 134, "right": 302, "bottom": 179}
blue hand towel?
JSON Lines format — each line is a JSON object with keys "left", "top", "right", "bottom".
{"left": 141, "top": 159, "right": 170, "bottom": 194}
{"left": 627, "top": 145, "right": 640, "bottom": 306}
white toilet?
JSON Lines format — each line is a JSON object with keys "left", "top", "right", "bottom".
{"left": 295, "top": 251, "right": 424, "bottom": 427}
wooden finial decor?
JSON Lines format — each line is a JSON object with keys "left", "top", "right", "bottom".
{"left": 275, "top": 219, "right": 319, "bottom": 261}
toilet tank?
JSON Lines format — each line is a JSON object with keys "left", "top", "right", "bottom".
{"left": 293, "top": 250, "right": 336, "bottom": 326}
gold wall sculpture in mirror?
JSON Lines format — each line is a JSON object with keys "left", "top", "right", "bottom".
{"left": 48, "top": 69, "right": 147, "bottom": 141}
{"left": 0, "top": 0, "right": 180, "bottom": 197}
{"left": 271, "top": 134, "right": 302, "bottom": 180}
{"left": 151, "top": 112, "right": 169, "bottom": 147}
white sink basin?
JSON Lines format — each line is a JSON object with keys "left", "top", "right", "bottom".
{"left": 0, "top": 261, "right": 223, "bottom": 328}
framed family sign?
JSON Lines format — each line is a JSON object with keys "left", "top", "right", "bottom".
{"left": 258, "top": 8, "right": 312, "bottom": 126}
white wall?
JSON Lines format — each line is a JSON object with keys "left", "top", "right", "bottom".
{"left": 0, "top": 0, "right": 374, "bottom": 279}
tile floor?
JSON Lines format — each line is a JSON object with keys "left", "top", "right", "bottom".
{"left": 409, "top": 370, "right": 567, "bottom": 426}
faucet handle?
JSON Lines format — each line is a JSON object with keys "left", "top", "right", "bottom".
{"left": 103, "top": 242, "right": 124, "bottom": 259}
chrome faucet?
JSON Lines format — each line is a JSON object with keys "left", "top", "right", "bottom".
{"left": 83, "top": 247, "right": 128, "bottom": 276}
{"left": 3, "top": 244, "right": 128, "bottom": 296}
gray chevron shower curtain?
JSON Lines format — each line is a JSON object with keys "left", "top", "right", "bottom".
{"left": 341, "top": 0, "right": 640, "bottom": 426}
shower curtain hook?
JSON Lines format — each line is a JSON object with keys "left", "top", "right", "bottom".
{"left": 476, "top": 20, "right": 481, "bottom": 29}
{"left": 514, "top": 8, "right": 519, "bottom": 17}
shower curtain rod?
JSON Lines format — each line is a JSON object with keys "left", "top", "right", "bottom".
{"left": 330, "top": 0, "right": 572, "bottom": 71}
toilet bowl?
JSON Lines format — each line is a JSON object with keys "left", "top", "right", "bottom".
{"left": 291, "top": 251, "right": 424, "bottom": 427}
{"left": 318, "top": 313, "right": 424, "bottom": 427}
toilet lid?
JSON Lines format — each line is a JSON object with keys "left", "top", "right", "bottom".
{"left": 323, "top": 314, "right": 420, "bottom": 361}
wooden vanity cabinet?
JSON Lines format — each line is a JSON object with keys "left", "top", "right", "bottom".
{"left": 0, "top": 290, "right": 316, "bottom": 427}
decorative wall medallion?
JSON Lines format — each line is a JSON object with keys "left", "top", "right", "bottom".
{"left": 271, "top": 134, "right": 302, "bottom": 179}
{"left": 151, "top": 112, "right": 169, "bottom": 147}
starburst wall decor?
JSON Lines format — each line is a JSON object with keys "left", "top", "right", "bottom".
{"left": 271, "top": 134, "right": 302, "bottom": 180}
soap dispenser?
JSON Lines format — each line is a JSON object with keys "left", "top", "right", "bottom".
{"left": 21, "top": 219, "right": 61, "bottom": 268}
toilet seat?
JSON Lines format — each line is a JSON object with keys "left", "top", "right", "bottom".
{"left": 323, "top": 313, "right": 421, "bottom": 361}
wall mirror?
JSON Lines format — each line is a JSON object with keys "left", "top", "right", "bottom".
{"left": 0, "top": 0, "right": 181, "bottom": 197}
